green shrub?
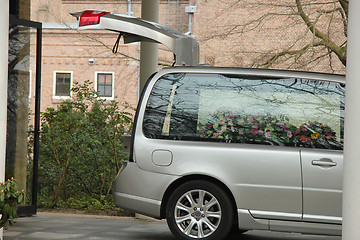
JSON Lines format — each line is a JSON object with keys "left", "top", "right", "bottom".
{"left": 38, "top": 81, "right": 133, "bottom": 210}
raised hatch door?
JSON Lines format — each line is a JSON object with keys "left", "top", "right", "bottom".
{"left": 71, "top": 10, "right": 199, "bottom": 66}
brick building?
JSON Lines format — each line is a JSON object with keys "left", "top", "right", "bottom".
{"left": 30, "top": 0, "right": 346, "bottom": 112}
{"left": 30, "top": 0, "right": 189, "bottom": 112}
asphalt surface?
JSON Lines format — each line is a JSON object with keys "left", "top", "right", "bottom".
{"left": 4, "top": 212, "right": 342, "bottom": 240}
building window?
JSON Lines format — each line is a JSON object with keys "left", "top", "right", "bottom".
{"left": 96, "top": 72, "right": 114, "bottom": 98}
{"left": 54, "top": 71, "right": 72, "bottom": 97}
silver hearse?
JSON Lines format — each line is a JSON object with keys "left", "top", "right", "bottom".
{"left": 73, "top": 10, "right": 344, "bottom": 240}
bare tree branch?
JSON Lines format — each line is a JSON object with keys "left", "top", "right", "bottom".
{"left": 260, "top": 41, "right": 325, "bottom": 68}
{"left": 295, "top": 0, "right": 346, "bottom": 65}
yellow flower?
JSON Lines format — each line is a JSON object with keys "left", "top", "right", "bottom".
{"left": 311, "top": 132, "right": 320, "bottom": 139}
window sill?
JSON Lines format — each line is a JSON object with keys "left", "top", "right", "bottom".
{"left": 52, "top": 96, "right": 71, "bottom": 104}
{"left": 98, "top": 97, "right": 115, "bottom": 102}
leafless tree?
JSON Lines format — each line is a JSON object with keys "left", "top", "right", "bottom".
{"left": 198, "top": 0, "right": 347, "bottom": 73}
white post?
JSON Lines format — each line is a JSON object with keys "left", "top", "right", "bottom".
{"left": 0, "top": 0, "right": 9, "bottom": 238}
{"left": 135, "top": 1, "right": 159, "bottom": 220}
{"left": 139, "top": 0, "right": 159, "bottom": 94}
{"left": 342, "top": 1, "right": 360, "bottom": 239}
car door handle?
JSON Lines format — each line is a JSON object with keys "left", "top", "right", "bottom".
{"left": 311, "top": 159, "right": 337, "bottom": 167}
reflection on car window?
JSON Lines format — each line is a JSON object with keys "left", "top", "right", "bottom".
{"left": 143, "top": 73, "right": 344, "bottom": 150}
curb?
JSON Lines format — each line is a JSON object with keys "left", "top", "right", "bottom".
{"left": 36, "top": 211, "right": 164, "bottom": 222}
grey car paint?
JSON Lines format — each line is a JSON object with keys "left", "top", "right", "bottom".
{"left": 114, "top": 67, "right": 344, "bottom": 236}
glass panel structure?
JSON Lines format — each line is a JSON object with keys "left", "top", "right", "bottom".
{"left": 8, "top": 15, "right": 42, "bottom": 215}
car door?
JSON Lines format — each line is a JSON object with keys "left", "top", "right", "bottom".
{"left": 238, "top": 145, "right": 303, "bottom": 221}
{"left": 301, "top": 149, "right": 343, "bottom": 224}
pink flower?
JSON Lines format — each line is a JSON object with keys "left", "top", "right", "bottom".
{"left": 251, "top": 127, "right": 258, "bottom": 135}
{"left": 265, "top": 130, "right": 271, "bottom": 138}
{"left": 231, "top": 126, "right": 235, "bottom": 132}
{"left": 219, "top": 118, "right": 226, "bottom": 124}
{"left": 287, "top": 131, "right": 292, "bottom": 138}
{"left": 208, "top": 123, "right": 213, "bottom": 128}
{"left": 238, "top": 131, "right": 244, "bottom": 135}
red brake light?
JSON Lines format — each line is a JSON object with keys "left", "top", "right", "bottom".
{"left": 79, "top": 10, "right": 110, "bottom": 27}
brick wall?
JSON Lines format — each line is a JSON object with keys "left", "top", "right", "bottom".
{"left": 18, "top": 0, "right": 31, "bottom": 19}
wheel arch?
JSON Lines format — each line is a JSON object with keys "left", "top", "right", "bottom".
{"left": 160, "top": 174, "right": 238, "bottom": 224}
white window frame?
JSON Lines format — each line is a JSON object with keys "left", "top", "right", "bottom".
{"left": 94, "top": 71, "right": 114, "bottom": 100}
{"left": 53, "top": 71, "right": 73, "bottom": 100}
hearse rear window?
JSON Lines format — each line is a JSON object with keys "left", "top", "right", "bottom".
{"left": 143, "top": 73, "right": 344, "bottom": 150}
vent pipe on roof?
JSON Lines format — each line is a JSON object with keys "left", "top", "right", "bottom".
{"left": 127, "top": 0, "right": 133, "bottom": 16}
{"left": 185, "top": 5, "right": 196, "bottom": 36}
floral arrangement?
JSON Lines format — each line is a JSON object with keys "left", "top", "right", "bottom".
{"left": 198, "top": 109, "right": 341, "bottom": 149}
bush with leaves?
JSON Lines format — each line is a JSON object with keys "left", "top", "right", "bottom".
{"left": 38, "top": 81, "right": 133, "bottom": 209}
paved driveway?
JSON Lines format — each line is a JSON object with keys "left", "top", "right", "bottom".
{"left": 4, "top": 212, "right": 341, "bottom": 240}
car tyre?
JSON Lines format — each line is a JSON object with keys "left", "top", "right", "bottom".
{"left": 166, "top": 180, "right": 234, "bottom": 240}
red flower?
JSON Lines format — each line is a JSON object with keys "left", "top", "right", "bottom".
{"left": 251, "top": 127, "right": 258, "bottom": 135}
{"left": 300, "top": 135, "right": 307, "bottom": 142}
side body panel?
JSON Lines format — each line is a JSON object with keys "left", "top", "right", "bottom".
{"left": 134, "top": 136, "right": 303, "bottom": 220}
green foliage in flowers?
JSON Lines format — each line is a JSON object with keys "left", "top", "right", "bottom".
{"left": 38, "top": 81, "right": 133, "bottom": 209}
{"left": 198, "top": 110, "right": 341, "bottom": 149}
{"left": 0, "top": 178, "right": 24, "bottom": 230}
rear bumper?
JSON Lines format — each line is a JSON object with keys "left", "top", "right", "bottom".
{"left": 114, "top": 161, "right": 178, "bottom": 219}
{"left": 114, "top": 192, "right": 161, "bottom": 219}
